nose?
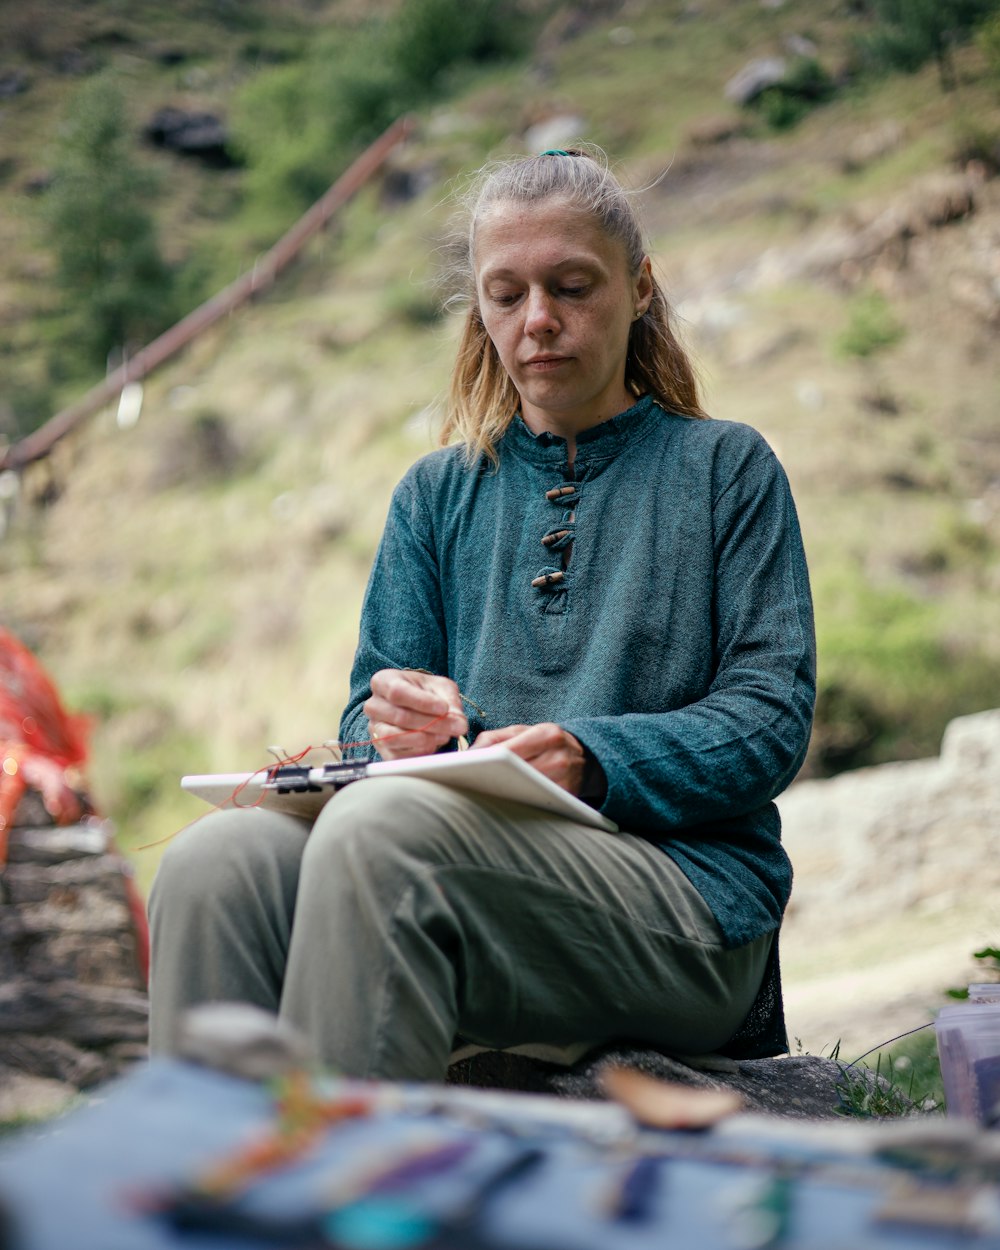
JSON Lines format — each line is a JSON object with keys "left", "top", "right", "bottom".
{"left": 524, "top": 287, "right": 560, "bottom": 337}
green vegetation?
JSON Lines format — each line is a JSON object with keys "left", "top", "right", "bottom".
{"left": 860, "top": 0, "right": 1000, "bottom": 90}
{"left": 833, "top": 1029, "right": 944, "bottom": 1116}
{"left": 835, "top": 290, "right": 906, "bottom": 359}
{"left": 841, "top": 943, "right": 1000, "bottom": 1117}
{"left": 44, "top": 74, "right": 176, "bottom": 368}
{"left": 947, "top": 947, "right": 1000, "bottom": 999}
{"left": 812, "top": 570, "right": 1000, "bottom": 771}
{"left": 230, "top": 0, "right": 535, "bottom": 234}
{"left": 757, "top": 57, "right": 837, "bottom": 131}
{"left": 980, "top": 11, "right": 1000, "bottom": 78}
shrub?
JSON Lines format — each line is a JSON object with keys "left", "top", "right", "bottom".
{"left": 230, "top": 1, "right": 534, "bottom": 223}
{"left": 951, "top": 118, "right": 1000, "bottom": 174}
{"left": 43, "top": 74, "right": 175, "bottom": 366}
{"left": 228, "top": 60, "right": 349, "bottom": 227}
{"left": 386, "top": 0, "right": 527, "bottom": 101}
{"left": 859, "top": 0, "right": 1000, "bottom": 90}
{"left": 811, "top": 572, "right": 1000, "bottom": 773}
{"left": 757, "top": 58, "right": 836, "bottom": 131}
{"left": 835, "top": 290, "right": 905, "bottom": 359}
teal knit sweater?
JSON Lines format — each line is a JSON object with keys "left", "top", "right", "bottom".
{"left": 340, "top": 395, "right": 816, "bottom": 949}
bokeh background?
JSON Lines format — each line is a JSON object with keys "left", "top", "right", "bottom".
{"left": 2, "top": 0, "right": 999, "bottom": 1065}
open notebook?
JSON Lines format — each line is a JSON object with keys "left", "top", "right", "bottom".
{"left": 181, "top": 744, "right": 617, "bottom": 833}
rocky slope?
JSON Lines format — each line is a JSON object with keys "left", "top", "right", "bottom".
{"left": 780, "top": 708, "right": 1000, "bottom": 1058}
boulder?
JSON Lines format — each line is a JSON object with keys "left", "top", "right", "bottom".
{"left": 783, "top": 34, "right": 818, "bottom": 59}
{"left": 685, "top": 114, "right": 751, "bottom": 146}
{"left": 0, "top": 812, "right": 149, "bottom": 1122}
{"left": 447, "top": 1045, "right": 903, "bottom": 1120}
{"left": 0, "top": 70, "right": 30, "bottom": 99}
{"left": 144, "top": 106, "right": 236, "bottom": 168}
{"left": 780, "top": 709, "right": 1000, "bottom": 934}
{"left": 724, "top": 57, "right": 787, "bottom": 107}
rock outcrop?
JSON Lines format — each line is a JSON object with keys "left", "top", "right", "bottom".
{"left": 778, "top": 708, "right": 1000, "bottom": 1056}
{"left": 0, "top": 791, "right": 148, "bottom": 1121}
{"left": 447, "top": 1045, "right": 904, "bottom": 1120}
{"left": 780, "top": 708, "right": 1000, "bottom": 932}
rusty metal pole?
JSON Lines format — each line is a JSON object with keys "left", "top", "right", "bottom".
{"left": 1, "top": 114, "right": 416, "bottom": 473}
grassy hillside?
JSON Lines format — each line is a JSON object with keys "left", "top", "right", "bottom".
{"left": 1, "top": 0, "right": 999, "bottom": 890}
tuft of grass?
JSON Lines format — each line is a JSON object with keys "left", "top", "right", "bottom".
{"left": 831, "top": 1030, "right": 944, "bottom": 1118}
{"left": 835, "top": 290, "right": 906, "bottom": 359}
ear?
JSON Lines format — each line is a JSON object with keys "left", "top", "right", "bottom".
{"left": 633, "top": 256, "right": 653, "bottom": 317}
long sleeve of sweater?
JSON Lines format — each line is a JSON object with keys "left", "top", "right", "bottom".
{"left": 338, "top": 479, "right": 452, "bottom": 761}
{"left": 560, "top": 441, "right": 815, "bottom": 836}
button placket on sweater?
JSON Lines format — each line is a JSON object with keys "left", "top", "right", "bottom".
{"left": 532, "top": 480, "right": 580, "bottom": 612}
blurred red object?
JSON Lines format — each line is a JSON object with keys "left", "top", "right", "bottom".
{"left": 0, "top": 629, "right": 92, "bottom": 858}
{"left": 0, "top": 628, "right": 149, "bottom": 979}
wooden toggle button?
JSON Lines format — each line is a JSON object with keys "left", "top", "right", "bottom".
{"left": 531, "top": 571, "right": 566, "bottom": 588}
{"left": 545, "top": 485, "right": 578, "bottom": 501}
{"left": 541, "top": 530, "right": 571, "bottom": 547}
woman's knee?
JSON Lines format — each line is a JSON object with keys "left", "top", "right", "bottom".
{"left": 305, "top": 776, "right": 477, "bottom": 877}
{"left": 150, "top": 807, "right": 309, "bottom": 916}
{"left": 305, "top": 775, "right": 485, "bottom": 895}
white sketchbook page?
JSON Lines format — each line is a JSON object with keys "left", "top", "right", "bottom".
{"left": 367, "top": 746, "right": 617, "bottom": 832}
{"left": 181, "top": 746, "right": 617, "bottom": 832}
{"left": 179, "top": 772, "right": 329, "bottom": 820}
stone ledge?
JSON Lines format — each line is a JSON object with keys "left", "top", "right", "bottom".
{"left": 447, "top": 1045, "right": 908, "bottom": 1120}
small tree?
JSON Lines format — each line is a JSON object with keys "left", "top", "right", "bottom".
{"left": 45, "top": 74, "right": 175, "bottom": 366}
{"left": 863, "top": 0, "right": 1000, "bottom": 90}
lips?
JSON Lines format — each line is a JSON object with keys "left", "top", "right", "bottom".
{"left": 523, "top": 355, "right": 570, "bottom": 369}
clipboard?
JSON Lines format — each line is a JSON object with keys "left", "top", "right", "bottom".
{"left": 181, "top": 744, "right": 617, "bottom": 832}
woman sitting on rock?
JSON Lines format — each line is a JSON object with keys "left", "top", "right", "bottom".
{"left": 149, "top": 147, "right": 816, "bottom": 1079}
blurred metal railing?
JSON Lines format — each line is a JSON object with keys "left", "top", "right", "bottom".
{"left": 1, "top": 114, "right": 415, "bottom": 472}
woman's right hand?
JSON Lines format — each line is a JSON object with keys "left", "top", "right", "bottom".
{"left": 362, "top": 669, "right": 468, "bottom": 759}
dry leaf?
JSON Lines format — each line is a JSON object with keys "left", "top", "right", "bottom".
{"left": 601, "top": 1064, "right": 743, "bottom": 1129}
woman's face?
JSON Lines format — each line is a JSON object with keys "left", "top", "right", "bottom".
{"left": 474, "top": 197, "right": 652, "bottom": 438}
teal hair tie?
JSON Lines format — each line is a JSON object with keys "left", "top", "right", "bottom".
{"left": 540, "top": 148, "right": 569, "bottom": 156}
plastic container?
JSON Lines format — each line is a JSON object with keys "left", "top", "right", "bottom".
{"left": 935, "top": 999, "right": 1000, "bottom": 1123}
{"left": 967, "top": 984, "right": 1000, "bottom": 1004}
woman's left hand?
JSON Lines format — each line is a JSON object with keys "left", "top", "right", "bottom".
{"left": 472, "top": 722, "right": 587, "bottom": 795}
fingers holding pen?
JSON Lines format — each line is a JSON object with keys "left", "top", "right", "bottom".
{"left": 366, "top": 722, "right": 453, "bottom": 758}
{"left": 364, "top": 668, "right": 468, "bottom": 758}
{"left": 367, "top": 668, "right": 468, "bottom": 732}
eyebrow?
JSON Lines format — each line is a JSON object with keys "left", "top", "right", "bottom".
{"left": 479, "top": 256, "right": 605, "bottom": 282}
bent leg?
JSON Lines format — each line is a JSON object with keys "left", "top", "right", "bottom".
{"left": 280, "top": 775, "right": 769, "bottom": 1082}
{"left": 147, "top": 806, "right": 310, "bottom": 1053}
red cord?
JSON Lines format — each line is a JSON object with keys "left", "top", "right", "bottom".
{"left": 136, "top": 709, "right": 453, "bottom": 851}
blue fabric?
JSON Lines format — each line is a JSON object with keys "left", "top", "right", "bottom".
{"left": 0, "top": 1060, "right": 990, "bottom": 1250}
{"left": 340, "top": 396, "right": 816, "bottom": 949}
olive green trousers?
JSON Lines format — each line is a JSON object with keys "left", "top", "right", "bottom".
{"left": 148, "top": 775, "right": 770, "bottom": 1080}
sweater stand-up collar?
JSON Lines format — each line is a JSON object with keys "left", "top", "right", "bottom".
{"left": 500, "top": 394, "right": 668, "bottom": 467}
